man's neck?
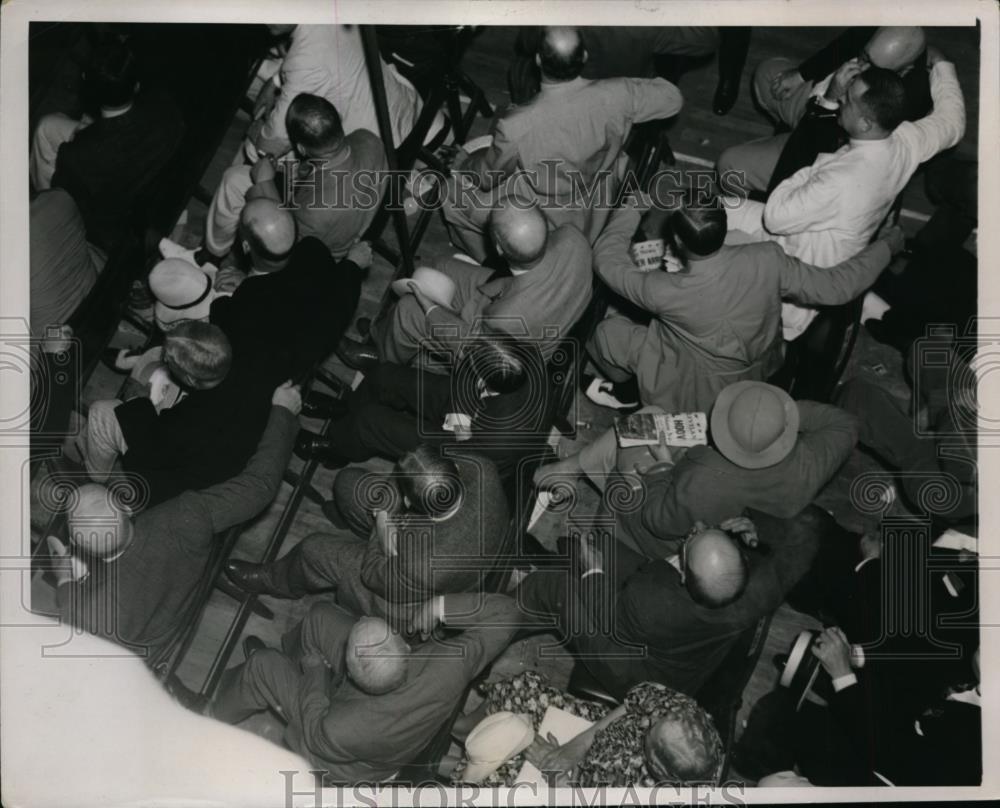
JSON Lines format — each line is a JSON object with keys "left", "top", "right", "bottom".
{"left": 849, "top": 130, "right": 892, "bottom": 143}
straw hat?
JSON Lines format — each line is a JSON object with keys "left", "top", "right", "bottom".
{"left": 710, "top": 381, "right": 799, "bottom": 469}
{"left": 149, "top": 259, "right": 219, "bottom": 330}
{"left": 461, "top": 711, "right": 534, "bottom": 783}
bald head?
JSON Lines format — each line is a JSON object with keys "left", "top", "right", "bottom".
{"left": 239, "top": 198, "right": 296, "bottom": 269}
{"left": 346, "top": 617, "right": 410, "bottom": 695}
{"left": 489, "top": 199, "right": 549, "bottom": 266}
{"left": 683, "top": 528, "right": 748, "bottom": 608}
{"left": 537, "top": 27, "right": 587, "bottom": 82}
{"left": 865, "top": 27, "right": 926, "bottom": 72}
{"left": 68, "top": 484, "right": 131, "bottom": 559}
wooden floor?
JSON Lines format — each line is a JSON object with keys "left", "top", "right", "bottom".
{"left": 30, "top": 23, "right": 981, "bottom": 784}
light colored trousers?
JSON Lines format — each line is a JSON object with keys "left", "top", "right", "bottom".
{"left": 30, "top": 113, "right": 93, "bottom": 191}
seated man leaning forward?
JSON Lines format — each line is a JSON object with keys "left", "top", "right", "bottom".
{"left": 339, "top": 196, "right": 592, "bottom": 370}
{"left": 535, "top": 380, "right": 859, "bottom": 559}
{"left": 586, "top": 193, "right": 901, "bottom": 413}
{"left": 203, "top": 92, "right": 387, "bottom": 262}
{"left": 186, "top": 595, "right": 523, "bottom": 784}
{"left": 296, "top": 331, "right": 552, "bottom": 478}
{"left": 516, "top": 508, "right": 822, "bottom": 700}
{"left": 224, "top": 448, "right": 508, "bottom": 626}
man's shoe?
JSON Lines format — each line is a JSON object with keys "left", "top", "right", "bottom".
{"left": 243, "top": 634, "right": 267, "bottom": 659}
{"left": 224, "top": 559, "right": 282, "bottom": 597}
{"left": 713, "top": 77, "right": 740, "bottom": 115}
{"left": 294, "top": 431, "right": 349, "bottom": 469}
{"left": 302, "top": 390, "right": 349, "bottom": 420}
{"left": 336, "top": 336, "right": 379, "bottom": 371}
{"left": 164, "top": 675, "right": 210, "bottom": 715}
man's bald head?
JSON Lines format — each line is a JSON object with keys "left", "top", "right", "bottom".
{"left": 489, "top": 198, "right": 549, "bottom": 266}
{"left": 239, "top": 198, "right": 296, "bottom": 270}
{"left": 68, "top": 484, "right": 132, "bottom": 558}
{"left": 683, "top": 528, "right": 748, "bottom": 608}
{"left": 865, "top": 27, "right": 926, "bottom": 72}
{"left": 346, "top": 617, "right": 410, "bottom": 695}
{"left": 537, "top": 27, "right": 587, "bottom": 82}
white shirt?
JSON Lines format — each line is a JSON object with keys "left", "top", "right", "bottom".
{"left": 262, "top": 24, "right": 421, "bottom": 150}
{"left": 727, "top": 61, "right": 965, "bottom": 340}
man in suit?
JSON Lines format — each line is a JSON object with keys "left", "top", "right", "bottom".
{"left": 48, "top": 382, "right": 300, "bottom": 657}
{"left": 297, "top": 333, "right": 551, "bottom": 476}
{"left": 717, "top": 27, "right": 929, "bottom": 195}
{"left": 517, "top": 508, "right": 820, "bottom": 700}
{"left": 100, "top": 199, "right": 365, "bottom": 506}
{"left": 345, "top": 198, "right": 591, "bottom": 370}
{"left": 32, "top": 40, "right": 185, "bottom": 249}
{"left": 535, "top": 381, "right": 859, "bottom": 559}
{"left": 587, "top": 195, "right": 902, "bottom": 413}
{"left": 442, "top": 26, "right": 683, "bottom": 258}
{"left": 224, "top": 448, "right": 509, "bottom": 625}
{"left": 205, "top": 595, "right": 522, "bottom": 784}
{"left": 204, "top": 93, "right": 387, "bottom": 261}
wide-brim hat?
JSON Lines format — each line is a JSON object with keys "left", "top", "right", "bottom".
{"left": 710, "top": 380, "right": 799, "bottom": 470}
{"left": 461, "top": 711, "right": 534, "bottom": 783}
{"left": 150, "top": 258, "right": 218, "bottom": 330}
{"left": 391, "top": 266, "right": 457, "bottom": 309}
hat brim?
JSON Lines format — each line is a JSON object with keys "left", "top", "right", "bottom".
{"left": 710, "top": 381, "right": 800, "bottom": 470}
{"left": 154, "top": 296, "right": 215, "bottom": 330}
{"left": 460, "top": 713, "right": 534, "bottom": 783}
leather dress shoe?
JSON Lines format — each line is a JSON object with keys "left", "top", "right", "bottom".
{"left": 225, "top": 559, "right": 282, "bottom": 597}
{"left": 337, "top": 336, "right": 379, "bottom": 371}
{"left": 164, "top": 674, "right": 210, "bottom": 714}
{"left": 302, "top": 390, "right": 349, "bottom": 420}
{"left": 294, "top": 431, "right": 349, "bottom": 469}
{"left": 243, "top": 634, "right": 267, "bottom": 658}
{"left": 713, "top": 77, "right": 740, "bottom": 115}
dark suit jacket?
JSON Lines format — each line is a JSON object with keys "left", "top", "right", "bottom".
{"left": 545, "top": 507, "right": 821, "bottom": 700}
{"left": 52, "top": 91, "right": 185, "bottom": 248}
{"left": 767, "top": 28, "right": 933, "bottom": 194}
{"left": 58, "top": 407, "right": 296, "bottom": 654}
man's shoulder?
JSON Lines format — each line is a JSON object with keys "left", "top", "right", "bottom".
{"left": 347, "top": 129, "right": 388, "bottom": 167}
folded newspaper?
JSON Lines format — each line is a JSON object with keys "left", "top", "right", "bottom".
{"left": 615, "top": 411, "right": 708, "bottom": 448}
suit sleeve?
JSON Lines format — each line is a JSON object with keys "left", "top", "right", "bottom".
{"left": 784, "top": 402, "right": 859, "bottom": 511}
{"left": 895, "top": 61, "right": 966, "bottom": 168}
{"left": 441, "top": 593, "right": 524, "bottom": 678}
{"left": 796, "top": 28, "right": 876, "bottom": 82}
{"left": 625, "top": 77, "right": 684, "bottom": 123}
{"left": 777, "top": 240, "right": 891, "bottom": 306}
{"left": 192, "top": 405, "right": 298, "bottom": 533}
{"left": 462, "top": 117, "right": 521, "bottom": 189}
{"left": 360, "top": 521, "right": 430, "bottom": 604}
{"left": 763, "top": 161, "right": 844, "bottom": 236}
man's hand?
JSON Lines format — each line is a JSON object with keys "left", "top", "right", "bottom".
{"left": 48, "top": 535, "right": 88, "bottom": 585}
{"left": 524, "top": 732, "right": 585, "bottom": 786}
{"left": 346, "top": 240, "right": 373, "bottom": 269}
{"left": 438, "top": 144, "right": 470, "bottom": 172}
{"left": 878, "top": 224, "right": 906, "bottom": 256}
{"left": 272, "top": 380, "right": 302, "bottom": 415}
{"left": 647, "top": 433, "right": 673, "bottom": 466}
{"left": 926, "top": 45, "right": 947, "bottom": 67}
{"left": 771, "top": 67, "right": 805, "bottom": 100}
{"left": 214, "top": 267, "right": 246, "bottom": 294}
{"left": 374, "top": 509, "right": 398, "bottom": 557}
{"left": 825, "top": 59, "right": 864, "bottom": 102}
{"left": 250, "top": 154, "right": 278, "bottom": 185}
{"left": 407, "top": 597, "right": 442, "bottom": 640}
{"left": 576, "top": 532, "right": 604, "bottom": 576}
{"left": 719, "top": 515, "right": 759, "bottom": 548}
{"left": 811, "top": 626, "right": 853, "bottom": 679}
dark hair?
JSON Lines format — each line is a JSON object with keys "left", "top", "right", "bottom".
{"left": 462, "top": 333, "right": 529, "bottom": 395}
{"left": 87, "top": 41, "right": 138, "bottom": 108}
{"left": 857, "top": 67, "right": 908, "bottom": 132}
{"left": 670, "top": 203, "right": 727, "bottom": 257}
{"left": 396, "top": 446, "right": 462, "bottom": 517}
{"left": 286, "top": 93, "right": 345, "bottom": 152}
{"left": 538, "top": 29, "right": 586, "bottom": 81}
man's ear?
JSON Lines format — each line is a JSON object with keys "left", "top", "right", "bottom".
{"left": 534, "top": 53, "right": 542, "bottom": 69}
{"left": 240, "top": 238, "right": 251, "bottom": 257}
{"left": 858, "top": 116, "right": 874, "bottom": 134}
{"left": 582, "top": 49, "right": 589, "bottom": 64}
{"left": 403, "top": 495, "right": 412, "bottom": 509}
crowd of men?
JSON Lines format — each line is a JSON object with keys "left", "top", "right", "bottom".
{"left": 30, "top": 23, "right": 980, "bottom": 789}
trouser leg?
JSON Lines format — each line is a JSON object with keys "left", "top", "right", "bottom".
{"left": 265, "top": 532, "right": 369, "bottom": 596}
{"left": 211, "top": 648, "right": 302, "bottom": 724}
{"left": 82, "top": 399, "right": 128, "bottom": 482}
{"left": 205, "top": 165, "right": 254, "bottom": 256}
